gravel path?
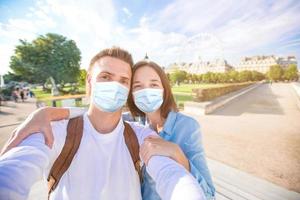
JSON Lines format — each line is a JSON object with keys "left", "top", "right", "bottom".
{"left": 190, "top": 83, "right": 300, "bottom": 192}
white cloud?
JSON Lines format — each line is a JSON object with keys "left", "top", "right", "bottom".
{"left": 1, "top": 0, "right": 299, "bottom": 75}
{"left": 144, "top": 0, "right": 300, "bottom": 64}
{"left": 122, "top": 7, "right": 133, "bottom": 18}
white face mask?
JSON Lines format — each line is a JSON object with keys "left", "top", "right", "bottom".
{"left": 92, "top": 81, "right": 129, "bottom": 112}
{"left": 133, "top": 88, "right": 163, "bottom": 113}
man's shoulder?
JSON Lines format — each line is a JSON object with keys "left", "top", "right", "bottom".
{"left": 50, "top": 119, "right": 70, "bottom": 133}
{"left": 50, "top": 119, "right": 70, "bottom": 147}
{"left": 125, "top": 121, "right": 155, "bottom": 145}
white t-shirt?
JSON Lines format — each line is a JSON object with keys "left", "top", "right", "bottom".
{"left": 0, "top": 112, "right": 206, "bottom": 200}
{"left": 50, "top": 113, "right": 142, "bottom": 200}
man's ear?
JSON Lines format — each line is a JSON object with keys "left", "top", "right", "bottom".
{"left": 86, "top": 73, "right": 92, "bottom": 96}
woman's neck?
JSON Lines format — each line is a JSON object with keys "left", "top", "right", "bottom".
{"left": 146, "top": 110, "right": 165, "bottom": 133}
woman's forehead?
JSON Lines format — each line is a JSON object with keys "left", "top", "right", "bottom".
{"left": 133, "top": 66, "right": 160, "bottom": 79}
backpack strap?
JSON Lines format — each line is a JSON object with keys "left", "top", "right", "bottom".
{"left": 47, "top": 116, "right": 84, "bottom": 197}
{"left": 123, "top": 122, "right": 142, "bottom": 183}
{"left": 47, "top": 117, "right": 141, "bottom": 199}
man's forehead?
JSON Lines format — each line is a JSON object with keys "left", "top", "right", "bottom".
{"left": 92, "top": 57, "right": 132, "bottom": 77}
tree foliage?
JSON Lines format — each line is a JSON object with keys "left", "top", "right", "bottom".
{"left": 9, "top": 33, "right": 81, "bottom": 86}
{"left": 170, "top": 70, "right": 187, "bottom": 85}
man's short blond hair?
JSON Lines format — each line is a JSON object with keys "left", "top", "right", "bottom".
{"left": 88, "top": 47, "right": 133, "bottom": 72}
{"left": 86, "top": 47, "right": 133, "bottom": 95}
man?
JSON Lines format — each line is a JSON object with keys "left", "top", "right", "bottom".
{"left": 0, "top": 47, "right": 205, "bottom": 200}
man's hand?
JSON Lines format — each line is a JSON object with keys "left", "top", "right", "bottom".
{"left": 0, "top": 107, "right": 69, "bottom": 155}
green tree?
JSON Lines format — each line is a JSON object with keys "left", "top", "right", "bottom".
{"left": 9, "top": 33, "right": 81, "bottom": 89}
{"left": 3, "top": 72, "right": 22, "bottom": 83}
{"left": 251, "top": 71, "right": 265, "bottom": 81}
{"left": 268, "top": 65, "right": 283, "bottom": 81}
{"left": 238, "top": 70, "right": 252, "bottom": 82}
{"left": 78, "top": 69, "right": 87, "bottom": 86}
{"left": 283, "top": 64, "right": 298, "bottom": 81}
{"left": 227, "top": 70, "right": 239, "bottom": 83}
{"left": 170, "top": 70, "right": 187, "bottom": 85}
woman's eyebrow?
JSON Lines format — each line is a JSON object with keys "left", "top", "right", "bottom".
{"left": 150, "top": 79, "right": 160, "bottom": 82}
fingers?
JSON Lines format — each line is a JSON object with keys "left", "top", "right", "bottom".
{"left": 140, "top": 140, "right": 158, "bottom": 165}
{"left": 144, "top": 134, "right": 160, "bottom": 140}
{"left": 0, "top": 129, "right": 17, "bottom": 155}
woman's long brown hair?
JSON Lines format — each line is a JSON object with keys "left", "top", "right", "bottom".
{"left": 127, "top": 60, "right": 178, "bottom": 119}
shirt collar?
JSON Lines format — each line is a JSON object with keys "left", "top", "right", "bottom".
{"left": 161, "top": 111, "right": 177, "bottom": 135}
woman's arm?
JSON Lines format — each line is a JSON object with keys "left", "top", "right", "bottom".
{"left": 0, "top": 107, "right": 86, "bottom": 155}
{"left": 183, "top": 119, "right": 215, "bottom": 199}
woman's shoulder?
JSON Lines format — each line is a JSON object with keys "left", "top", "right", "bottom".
{"left": 173, "top": 112, "right": 200, "bottom": 128}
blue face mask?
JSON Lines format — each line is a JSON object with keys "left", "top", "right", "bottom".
{"left": 133, "top": 88, "right": 163, "bottom": 113}
{"left": 92, "top": 81, "right": 129, "bottom": 112}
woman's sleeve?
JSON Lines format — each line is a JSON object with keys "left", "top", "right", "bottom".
{"left": 184, "top": 119, "right": 216, "bottom": 199}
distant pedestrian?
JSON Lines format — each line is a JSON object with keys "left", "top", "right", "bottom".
{"left": 29, "top": 90, "right": 35, "bottom": 98}
{"left": 20, "top": 89, "right": 25, "bottom": 102}
{"left": 12, "top": 89, "right": 19, "bottom": 102}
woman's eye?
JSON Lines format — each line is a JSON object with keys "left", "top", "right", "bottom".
{"left": 150, "top": 84, "right": 159, "bottom": 88}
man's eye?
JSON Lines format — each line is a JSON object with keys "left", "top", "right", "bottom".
{"left": 121, "top": 80, "right": 129, "bottom": 85}
{"left": 100, "top": 75, "right": 109, "bottom": 80}
{"left": 133, "top": 85, "right": 141, "bottom": 89}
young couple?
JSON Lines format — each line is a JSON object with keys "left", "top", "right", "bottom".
{"left": 0, "top": 47, "right": 215, "bottom": 200}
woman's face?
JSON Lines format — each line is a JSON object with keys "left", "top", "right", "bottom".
{"left": 132, "top": 66, "right": 163, "bottom": 92}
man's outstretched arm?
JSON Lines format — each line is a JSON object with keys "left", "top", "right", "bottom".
{"left": 131, "top": 124, "right": 206, "bottom": 200}
{"left": 147, "top": 155, "right": 206, "bottom": 200}
{"left": 0, "top": 133, "right": 56, "bottom": 200}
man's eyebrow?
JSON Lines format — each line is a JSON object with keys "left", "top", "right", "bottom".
{"left": 133, "top": 80, "right": 141, "bottom": 84}
{"left": 99, "top": 71, "right": 114, "bottom": 75}
{"left": 120, "top": 76, "right": 130, "bottom": 80}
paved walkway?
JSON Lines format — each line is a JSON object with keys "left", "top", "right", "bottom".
{"left": 0, "top": 98, "right": 37, "bottom": 147}
{"left": 1, "top": 83, "right": 300, "bottom": 199}
{"left": 185, "top": 83, "right": 300, "bottom": 193}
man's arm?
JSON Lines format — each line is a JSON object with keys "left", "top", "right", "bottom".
{"left": 147, "top": 156, "right": 206, "bottom": 200}
{"left": 0, "top": 133, "right": 52, "bottom": 200}
{"left": 0, "top": 121, "right": 67, "bottom": 200}
{"left": 130, "top": 123, "right": 206, "bottom": 200}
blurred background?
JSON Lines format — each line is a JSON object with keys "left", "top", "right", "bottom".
{"left": 0, "top": 0, "right": 300, "bottom": 199}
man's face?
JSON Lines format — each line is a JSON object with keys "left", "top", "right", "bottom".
{"left": 88, "top": 56, "right": 132, "bottom": 92}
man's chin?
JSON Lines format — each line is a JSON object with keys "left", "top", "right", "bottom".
{"left": 90, "top": 103, "right": 122, "bottom": 114}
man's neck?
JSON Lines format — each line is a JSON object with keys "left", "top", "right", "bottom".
{"left": 87, "top": 104, "right": 122, "bottom": 134}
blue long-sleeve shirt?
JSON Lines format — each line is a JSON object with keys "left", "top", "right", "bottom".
{"left": 141, "top": 111, "right": 215, "bottom": 200}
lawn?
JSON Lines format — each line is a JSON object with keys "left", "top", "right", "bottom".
{"left": 172, "top": 83, "right": 228, "bottom": 107}
{"left": 32, "top": 83, "right": 224, "bottom": 108}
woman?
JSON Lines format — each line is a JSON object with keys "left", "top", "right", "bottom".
{"left": 1, "top": 60, "right": 215, "bottom": 200}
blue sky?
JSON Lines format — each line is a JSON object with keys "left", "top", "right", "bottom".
{"left": 0, "top": 0, "right": 299, "bottom": 75}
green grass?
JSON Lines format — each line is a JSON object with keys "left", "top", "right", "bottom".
{"left": 172, "top": 83, "right": 228, "bottom": 108}
{"left": 32, "top": 83, "right": 224, "bottom": 108}
{"left": 31, "top": 87, "right": 85, "bottom": 107}
{"left": 31, "top": 88, "right": 52, "bottom": 100}
{"left": 171, "top": 83, "right": 228, "bottom": 94}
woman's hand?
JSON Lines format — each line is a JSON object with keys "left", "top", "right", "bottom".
{"left": 140, "top": 135, "right": 190, "bottom": 171}
{"left": 0, "top": 107, "right": 69, "bottom": 155}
